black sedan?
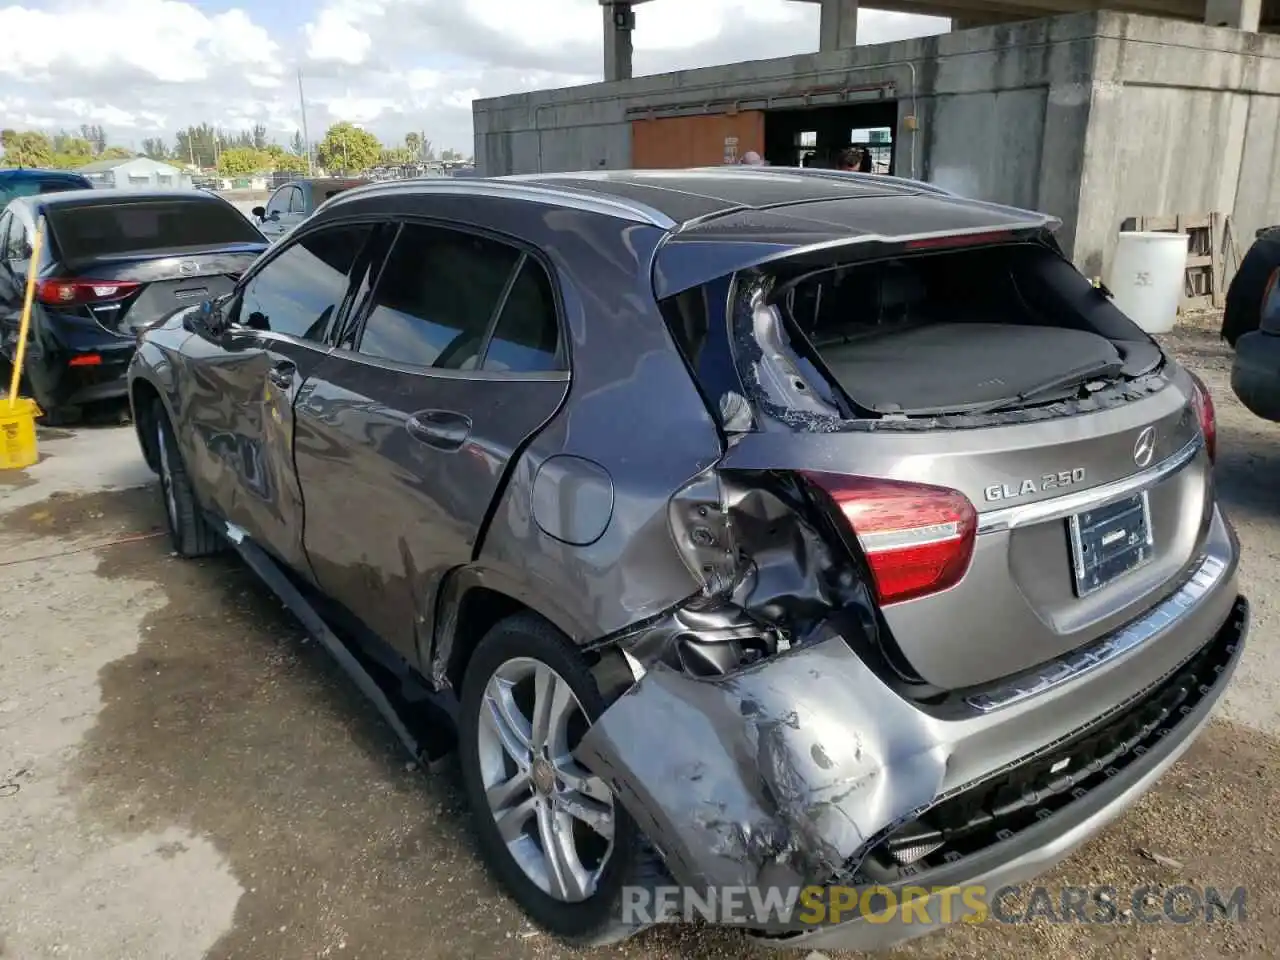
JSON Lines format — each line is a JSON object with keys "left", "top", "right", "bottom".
{"left": 0, "top": 188, "right": 268, "bottom": 424}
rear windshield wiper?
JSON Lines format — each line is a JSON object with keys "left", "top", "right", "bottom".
{"left": 963, "top": 359, "right": 1123, "bottom": 415}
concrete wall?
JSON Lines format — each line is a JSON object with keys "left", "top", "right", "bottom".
{"left": 475, "top": 14, "right": 1100, "bottom": 254}
{"left": 475, "top": 11, "right": 1280, "bottom": 280}
{"left": 1075, "top": 14, "right": 1280, "bottom": 279}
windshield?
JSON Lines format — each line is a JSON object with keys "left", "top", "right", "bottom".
{"left": 48, "top": 198, "right": 263, "bottom": 261}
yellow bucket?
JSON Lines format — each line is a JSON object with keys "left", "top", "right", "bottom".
{"left": 0, "top": 396, "right": 40, "bottom": 470}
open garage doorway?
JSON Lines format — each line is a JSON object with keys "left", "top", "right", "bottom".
{"left": 763, "top": 101, "right": 897, "bottom": 172}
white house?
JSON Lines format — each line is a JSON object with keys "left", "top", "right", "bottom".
{"left": 76, "top": 157, "right": 193, "bottom": 190}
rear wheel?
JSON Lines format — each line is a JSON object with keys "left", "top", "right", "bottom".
{"left": 153, "top": 400, "right": 222, "bottom": 557}
{"left": 458, "top": 613, "right": 637, "bottom": 943}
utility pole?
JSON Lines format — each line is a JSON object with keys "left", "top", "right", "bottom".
{"left": 297, "top": 68, "right": 313, "bottom": 176}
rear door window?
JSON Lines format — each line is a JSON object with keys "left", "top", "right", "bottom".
{"left": 482, "top": 257, "right": 562, "bottom": 372}
{"left": 288, "top": 188, "right": 307, "bottom": 215}
{"left": 236, "top": 223, "right": 373, "bottom": 342}
{"left": 355, "top": 223, "right": 520, "bottom": 370}
{"left": 47, "top": 199, "right": 263, "bottom": 261}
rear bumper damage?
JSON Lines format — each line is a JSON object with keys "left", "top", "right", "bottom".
{"left": 575, "top": 506, "right": 1245, "bottom": 948}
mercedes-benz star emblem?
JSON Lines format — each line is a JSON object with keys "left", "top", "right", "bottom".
{"left": 1133, "top": 425, "right": 1157, "bottom": 468}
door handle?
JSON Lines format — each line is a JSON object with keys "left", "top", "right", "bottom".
{"left": 406, "top": 410, "right": 472, "bottom": 451}
{"left": 267, "top": 361, "right": 295, "bottom": 389}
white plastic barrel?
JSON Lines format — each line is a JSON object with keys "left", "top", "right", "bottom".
{"left": 1106, "top": 231, "right": 1190, "bottom": 334}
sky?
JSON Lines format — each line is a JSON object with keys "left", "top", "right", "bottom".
{"left": 0, "top": 0, "right": 949, "bottom": 156}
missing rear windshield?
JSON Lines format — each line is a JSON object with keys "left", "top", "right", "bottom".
{"left": 730, "top": 242, "right": 1169, "bottom": 432}
{"left": 48, "top": 199, "right": 263, "bottom": 262}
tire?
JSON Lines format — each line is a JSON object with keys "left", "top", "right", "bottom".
{"left": 153, "top": 399, "right": 223, "bottom": 558}
{"left": 1222, "top": 230, "right": 1280, "bottom": 346}
{"left": 458, "top": 613, "right": 639, "bottom": 944}
{"left": 1231, "top": 331, "right": 1280, "bottom": 422}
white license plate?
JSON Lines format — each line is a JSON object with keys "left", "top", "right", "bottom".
{"left": 1067, "top": 492, "right": 1154, "bottom": 597}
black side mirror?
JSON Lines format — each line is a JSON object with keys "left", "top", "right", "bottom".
{"left": 245, "top": 311, "right": 270, "bottom": 331}
{"left": 251, "top": 206, "right": 266, "bottom": 220}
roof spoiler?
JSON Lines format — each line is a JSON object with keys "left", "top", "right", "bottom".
{"left": 651, "top": 200, "right": 1061, "bottom": 300}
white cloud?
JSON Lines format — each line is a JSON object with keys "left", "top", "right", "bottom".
{"left": 0, "top": 0, "right": 949, "bottom": 156}
{"left": 305, "top": 6, "right": 375, "bottom": 65}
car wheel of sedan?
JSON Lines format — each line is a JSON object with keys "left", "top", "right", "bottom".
{"left": 458, "top": 613, "right": 638, "bottom": 943}
{"left": 153, "top": 400, "right": 222, "bottom": 558}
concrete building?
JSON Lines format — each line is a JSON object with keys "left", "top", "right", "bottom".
{"left": 474, "top": 2, "right": 1280, "bottom": 282}
{"left": 76, "top": 157, "right": 192, "bottom": 191}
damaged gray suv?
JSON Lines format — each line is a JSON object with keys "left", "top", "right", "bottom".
{"left": 127, "top": 168, "right": 1247, "bottom": 951}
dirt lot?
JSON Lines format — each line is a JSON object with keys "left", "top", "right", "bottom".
{"left": 1, "top": 323, "right": 1279, "bottom": 959}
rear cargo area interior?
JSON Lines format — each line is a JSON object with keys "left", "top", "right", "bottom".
{"left": 779, "top": 243, "right": 1165, "bottom": 418}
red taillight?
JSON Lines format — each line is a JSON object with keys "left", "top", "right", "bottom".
{"left": 1188, "top": 371, "right": 1217, "bottom": 463}
{"left": 904, "top": 230, "right": 1015, "bottom": 251}
{"left": 68, "top": 354, "right": 102, "bottom": 367}
{"left": 803, "top": 472, "right": 977, "bottom": 606}
{"left": 36, "top": 278, "right": 140, "bottom": 306}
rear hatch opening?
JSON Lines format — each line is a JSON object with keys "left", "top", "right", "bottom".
{"left": 750, "top": 240, "right": 1169, "bottom": 429}
{"left": 657, "top": 234, "right": 1218, "bottom": 694}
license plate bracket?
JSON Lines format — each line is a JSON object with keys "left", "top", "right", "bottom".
{"left": 1068, "top": 492, "right": 1154, "bottom": 597}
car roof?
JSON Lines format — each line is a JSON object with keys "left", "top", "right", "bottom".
{"left": 0, "top": 168, "right": 91, "bottom": 182}
{"left": 327, "top": 167, "right": 1046, "bottom": 232}
{"left": 11, "top": 187, "right": 229, "bottom": 213}
{"left": 319, "top": 167, "right": 1061, "bottom": 298}
{"left": 502, "top": 168, "right": 941, "bottom": 223}
{"left": 288, "top": 177, "right": 368, "bottom": 188}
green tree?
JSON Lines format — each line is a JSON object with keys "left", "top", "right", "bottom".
{"left": 0, "top": 130, "right": 53, "bottom": 168}
{"left": 272, "top": 152, "right": 308, "bottom": 175}
{"left": 289, "top": 130, "right": 306, "bottom": 156}
{"left": 217, "top": 147, "right": 269, "bottom": 177}
{"left": 405, "top": 132, "right": 421, "bottom": 160}
{"left": 140, "top": 137, "right": 170, "bottom": 160}
{"left": 316, "top": 122, "right": 380, "bottom": 174}
{"left": 45, "top": 135, "right": 94, "bottom": 169}
{"left": 380, "top": 147, "right": 413, "bottom": 165}
{"left": 175, "top": 123, "right": 219, "bottom": 168}
{"left": 78, "top": 124, "right": 106, "bottom": 155}
{"left": 99, "top": 146, "right": 134, "bottom": 161}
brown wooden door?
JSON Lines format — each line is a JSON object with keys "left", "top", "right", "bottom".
{"left": 631, "top": 112, "right": 765, "bottom": 168}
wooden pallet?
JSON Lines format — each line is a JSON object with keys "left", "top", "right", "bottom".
{"left": 1120, "top": 213, "right": 1233, "bottom": 312}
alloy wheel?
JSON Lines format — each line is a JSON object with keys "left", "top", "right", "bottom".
{"left": 156, "top": 421, "right": 178, "bottom": 533}
{"left": 475, "top": 657, "right": 616, "bottom": 903}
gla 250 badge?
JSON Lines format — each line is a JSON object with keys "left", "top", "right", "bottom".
{"left": 984, "top": 468, "right": 1087, "bottom": 503}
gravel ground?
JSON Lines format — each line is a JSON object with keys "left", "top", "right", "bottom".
{"left": 1, "top": 321, "right": 1277, "bottom": 959}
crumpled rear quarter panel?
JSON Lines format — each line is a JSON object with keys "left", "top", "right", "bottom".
{"left": 576, "top": 625, "right": 947, "bottom": 893}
